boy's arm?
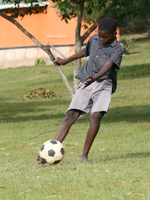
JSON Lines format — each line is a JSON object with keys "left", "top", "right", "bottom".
{"left": 93, "top": 60, "right": 114, "bottom": 80}
{"left": 82, "top": 60, "right": 114, "bottom": 89}
{"left": 54, "top": 48, "right": 85, "bottom": 65}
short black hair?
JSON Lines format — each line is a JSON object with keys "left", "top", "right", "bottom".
{"left": 98, "top": 17, "right": 116, "bottom": 33}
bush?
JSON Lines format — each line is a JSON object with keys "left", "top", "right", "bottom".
{"left": 35, "top": 58, "right": 46, "bottom": 66}
{"left": 121, "top": 39, "right": 136, "bottom": 53}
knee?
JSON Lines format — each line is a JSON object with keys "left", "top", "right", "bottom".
{"left": 90, "top": 112, "right": 103, "bottom": 124}
{"left": 64, "top": 110, "right": 80, "bottom": 122}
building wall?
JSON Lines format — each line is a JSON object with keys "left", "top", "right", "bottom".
{"left": 0, "top": 4, "right": 89, "bottom": 48}
{"left": 0, "top": 45, "right": 75, "bottom": 68}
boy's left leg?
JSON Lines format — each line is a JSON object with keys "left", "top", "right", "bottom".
{"left": 80, "top": 111, "right": 103, "bottom": 163}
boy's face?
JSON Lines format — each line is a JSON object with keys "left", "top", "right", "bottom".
{"left": 98, "top": 29, "right": 116, "bottom": 46}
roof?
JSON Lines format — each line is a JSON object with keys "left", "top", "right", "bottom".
{"left": 0, "top": 0, "right": 49, "bottom": 9}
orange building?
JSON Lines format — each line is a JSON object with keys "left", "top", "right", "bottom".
{"left": 0, "top": 2, "right": 80, "bottom": 48}
{"left": 0, "top": 1, "right": 120, "bottom": 68}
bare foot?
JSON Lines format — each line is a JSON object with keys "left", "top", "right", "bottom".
{"left": 37, "top": 155, "right": 47, "bottom": 164}
{"left": 80, "top": 154, "right": 93, "bottom": 164}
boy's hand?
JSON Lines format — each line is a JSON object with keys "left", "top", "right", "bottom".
{"left": 82, "top": 76, "right": 94, "bottom": 89}
{"left": 54, "top": 57, "right": 67, "bottom": 65}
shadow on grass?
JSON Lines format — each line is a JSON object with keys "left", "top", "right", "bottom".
{"left": 0, "top": 99, "right": 69, "bottom": 123}
{"left": 134, "top": 36, "right": 150, "bottom": 42}
{"left": 0, "top": 98, "right": 149, "bottom": 124}
{"left": 118, "top": 63, "right": 150, "bottom": 80}
{"left": 102, "top": 151, "right": 150, "bottom": 162}
{"left": 103, "top": 104, "right": 150, "bottom": 124}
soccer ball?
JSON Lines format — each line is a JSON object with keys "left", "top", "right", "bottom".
{"left": 39, "top": 140, "right": 65, "bottom": 165}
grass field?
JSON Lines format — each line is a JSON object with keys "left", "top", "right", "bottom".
{"left": 0, "top": 35, "right": 150, "bottom": 200}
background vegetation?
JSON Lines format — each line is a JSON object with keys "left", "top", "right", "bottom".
{"left": 0, "top": 33, "right": 150, "bottom": 200}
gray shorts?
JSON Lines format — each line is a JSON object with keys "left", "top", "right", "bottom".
{"left": 68, "top": 79, "right": 112, "bottom": 116}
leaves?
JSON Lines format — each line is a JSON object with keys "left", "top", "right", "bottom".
{"left": 34, "top": 58, "right": 46, "bottom": 66}
{"left": 1, "top": 0, "right": 48, "bottom": 18}
{"left": 22, "top": 88, "right": 61, "bottom": 100}
{"left": 51, "top": 0, "right": 150, "bottom": 27}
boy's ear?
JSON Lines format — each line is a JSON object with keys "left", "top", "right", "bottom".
{"left": 114, "top": 31, "right": 117, "bottom": 36}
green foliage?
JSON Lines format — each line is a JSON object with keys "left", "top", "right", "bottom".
{"left": 51, "top": 0, "right": 78, "bottom": 23}
{"left": 34, "top": 58, "right": 46, "bottom": 66}
{"left": 52, "top": 0, "right": 150, "bottom": 23}
{"left": 122, "top": 38, "right": 136, "bottom": 53}
{"left": 51, "top": 0, "right": 106, "bottom": 23}
{"left": 120, "top": 19, "right": 150, "bottom": 35}
{"left": 51, "top": 0, "right": 150, "bottom": 29}
{"left": 1, "top": 0, "right": 150, "bottom": 32}
{"left": 1, "top": 0, "right": 48, "bottom": 18}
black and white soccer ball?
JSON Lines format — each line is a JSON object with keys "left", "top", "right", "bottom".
{"left": 39, "top": 140, "right": 65, "bottom": 165}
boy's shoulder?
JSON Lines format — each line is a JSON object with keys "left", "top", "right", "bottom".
{"left": 110, "top": 39, "right": 122, "bottom": 48}
{"left": 88, "top": 34, "right": 99, "bottom": 45}
{"left": 90, "top": 34, "right": 99, "bottom": 40}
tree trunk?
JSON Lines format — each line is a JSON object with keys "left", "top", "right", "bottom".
{"left": 0, "top": 11, "right": 74, "bottom": 97}
{"left": 74, "top": 44, "right": 82, "bottom": 90}
{"left": 74, "top": 0, "right": 84, "bottom": 90}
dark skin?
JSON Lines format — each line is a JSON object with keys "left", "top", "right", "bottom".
{"left": 37, "top": 29, "right": 116, "bottom": 164}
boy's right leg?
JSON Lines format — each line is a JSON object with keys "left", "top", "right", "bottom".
{"left": 37, "top": 109, "right": 81, "bottom": 164}
{"left": 54, "top": 109, "right": 81, "bottom": 142}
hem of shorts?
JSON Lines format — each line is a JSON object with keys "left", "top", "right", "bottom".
{"left": 67, "top": 108, "right": 107, "bottom": 117}
{"left": 91, "top": 110, "right": 107, "bottom": 117}
{"left": 67, "top": 108, "right": 87, "bottom": 117}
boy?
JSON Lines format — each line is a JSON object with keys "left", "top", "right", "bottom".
{"left": 37, "top": 17, "right": 123, "bottom": 164}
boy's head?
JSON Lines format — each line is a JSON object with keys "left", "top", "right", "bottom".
{"left": 98, "top": 17, "right": 117, "bottom": 46}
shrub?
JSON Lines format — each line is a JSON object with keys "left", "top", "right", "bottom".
{"left": 35, "top": 58, "right": 46, "bottom": 66}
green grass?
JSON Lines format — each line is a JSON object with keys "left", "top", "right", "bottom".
{"left": 0, "top": 36, "right": 150, "bottom": 200}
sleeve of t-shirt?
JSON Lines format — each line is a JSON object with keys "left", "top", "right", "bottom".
{"left": 109, "top": 44, "right": 124, "bottom": 70}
